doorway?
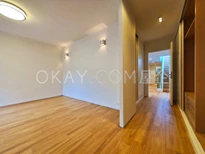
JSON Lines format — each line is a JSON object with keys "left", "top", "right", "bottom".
{"left": 148, "top": 50, "right": 170, "bottom": 96}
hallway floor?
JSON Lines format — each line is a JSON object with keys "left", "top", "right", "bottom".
{"left": 0, "top": 93, "right": 194, "bottom": 154}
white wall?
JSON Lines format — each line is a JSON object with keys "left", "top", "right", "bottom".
{"left": 145, "top": 35, "right": 173, "bottom": 53}
{"left": 62, "top": 23, "right": 121, "bottom": 110}
{"left": 0, "top": 31, "right": 62, "bottom": 107}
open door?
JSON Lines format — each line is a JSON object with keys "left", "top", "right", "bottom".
{"left": 169, "top": 42, "right": 174, "bottom": 105}
{"left": 119, "top": 0, "right": 136, "bottom": 127}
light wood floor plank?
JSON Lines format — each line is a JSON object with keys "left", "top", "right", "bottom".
{"left": 0, "top": 93, "right": 195, "bottom": 153}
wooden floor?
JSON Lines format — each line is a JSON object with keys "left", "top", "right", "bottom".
{"left": 196, "top": 132, "right": 205, "bottom": 151}
{"left": 0, "top": 93, "right": 195, "bottom": 154}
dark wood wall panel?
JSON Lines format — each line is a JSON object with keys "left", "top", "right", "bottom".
{"left": 184, "top": 38, "right": 195, "bottom": 92}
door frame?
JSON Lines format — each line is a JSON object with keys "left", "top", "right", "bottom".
{"left": 145, "top": 49, "right": 171, "bottom": 97}
{"left": 170, "top": 42, "right": 174, "bottom": 105}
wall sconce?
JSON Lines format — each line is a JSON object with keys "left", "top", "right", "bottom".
{"left": 65, "top": 52, "right": 69, "bottom": 58}
{"left": 100, "top": 39, "right": 106, "bottom": 47}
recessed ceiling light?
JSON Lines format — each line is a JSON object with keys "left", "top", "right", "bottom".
{"left": 159, "top": 17, "right": 163, "bottom": 23}
{"left": 0, "top": 1, "right": 26, "bottom": 21}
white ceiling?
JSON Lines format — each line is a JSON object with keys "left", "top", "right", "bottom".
{"left": 128, "top": 0, "right": 185, "bottom": 42}
{"left": 0, "top": 0, "right": 185, "bottom": 46}
{"left": 149, "top": 50, "right": 170, "bottom": 63}
{"left": 0, "top": 0, "right": 119, "bottom": 47}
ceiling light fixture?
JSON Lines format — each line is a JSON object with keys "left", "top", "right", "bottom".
{"left": 159, "top": 17, "right": 163, "bottom": 23}
{"left": 0, "top": 1, "right": 26, "bottom": 21}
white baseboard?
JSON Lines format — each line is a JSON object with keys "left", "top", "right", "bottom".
{"left": 0, "top": 95, "right": 63, "bottom": 107}
{"left": 178, "top": 106, "right": 205, "bottom": 154}
{"left": 63, "top": 95, "right": 120, "bottom": 110}
{"left": 136, "top": 96, "right": 144, "bottom": 105}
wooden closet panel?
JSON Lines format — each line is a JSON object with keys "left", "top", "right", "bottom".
{"left": 184, "top": 0, "right": 195, "bottom": 35}
{"left": 185, "top": 92, "right": 195, "bottom": 128}
{"left": 195, "top": 0, "right": 205, "bottom": 133}
{"left": 184, "top": 38, "right": 195, "bottom": 92}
